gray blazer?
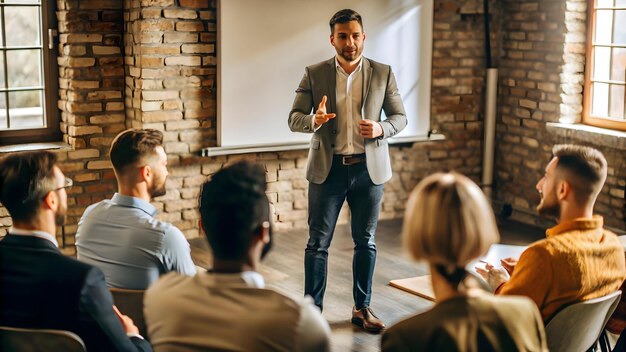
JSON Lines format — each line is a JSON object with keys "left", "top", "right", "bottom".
{"left": 289, "top": 57, "right": 407, "bottom": 185}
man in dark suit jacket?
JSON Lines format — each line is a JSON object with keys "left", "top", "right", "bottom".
{"left": 0, "top": 151, "right": 151, "bottom": 352}
{"left": 289, "top": 9, "right": 407, "bottom": 333}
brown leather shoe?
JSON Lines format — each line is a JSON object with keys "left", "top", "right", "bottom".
{"left": 351, "top": 306, "right": 385, "bottom": 333}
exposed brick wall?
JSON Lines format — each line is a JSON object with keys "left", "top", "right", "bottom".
{"left": 494, "top": 0, "right": 565, "bottom": 221}
{"left": 124, "top": 0, "right": 142, "bottom": 128}
{"left": 495, "top": 0, "right": 626, "bottom": 230}
{"left": 55, "top": 0, "right": 126, "bottom": 253}
{"left": 0, "top": 1, "right": 496, "bottom": 246}
{"left": 120, "top": 0, "right": 216, "bottom": 237}
{"left": 427, "top": 0, "right": 496, "bottom": 179}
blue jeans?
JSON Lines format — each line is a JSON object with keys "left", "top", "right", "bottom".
{"left": 304, "top": 155, "right": 384, "bottom": 311}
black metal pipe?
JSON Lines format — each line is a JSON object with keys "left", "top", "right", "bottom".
{"left": 483, "top": 0, "right": 493, "bottom": 68}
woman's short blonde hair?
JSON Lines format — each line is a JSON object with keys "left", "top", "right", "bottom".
{"left": 402, "top": 172, "right": 499, "bottom": 268}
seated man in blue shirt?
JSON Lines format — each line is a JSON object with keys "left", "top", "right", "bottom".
{"left": 76, "top": 129, "right": 196, "bottom": 289}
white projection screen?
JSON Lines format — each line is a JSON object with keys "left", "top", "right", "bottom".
{"left": 218, "top": 0, "right": 433, "bottom": 149}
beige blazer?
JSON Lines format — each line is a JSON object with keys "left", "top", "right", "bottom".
{"left": 289, "top": 57, "right": 407, "bottom": 185}
{"left": 144, "top": 272, "right": 331, "bottom": 352}
{"left": 382, "top": 294, "right": 549, "bottom": 352}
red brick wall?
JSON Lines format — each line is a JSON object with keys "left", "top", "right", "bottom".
{"left": 495, "top": 0, "right": 626, "bottom": 230}
{"left": 55, "top": 0, "right": 126, "bottom": 252}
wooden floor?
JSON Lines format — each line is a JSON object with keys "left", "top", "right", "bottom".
{"left": 190, "top": 218, "right": 545, "bottom": 352}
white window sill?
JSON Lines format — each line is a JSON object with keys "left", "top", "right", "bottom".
{"left": 0, "top": 142, "right": 71, "bottom": 154}
{"left": 546, "top": 122, "right": 626, "bottom": 150}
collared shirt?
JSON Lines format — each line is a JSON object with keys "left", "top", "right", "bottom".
{"left": 334, "top": 56, "right": 364, "bottom": 155}
{"left": 9, "top": 227, "right": 58, "bottom": 247}
{"left": 76, "top": 193, "right": 196, "bottom": 289}
{"left": 545, "top": 215, "right": 604, "bottom": 237}
{"left": 145, "top": 270, "right": 331, "bottom": 352}
{"left": 240, "top": 270, "right": 265, "bottom": 288}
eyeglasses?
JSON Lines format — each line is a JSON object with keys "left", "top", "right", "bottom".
{"left": 54, "top": 177, "right": 73, "bottom": 192}
{"left": 20, "top": 177, "right": 74, "bottom": 204}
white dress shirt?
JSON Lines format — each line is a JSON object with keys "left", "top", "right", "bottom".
{"left": 334, "top": 56, "right": 365, "bottom": 155}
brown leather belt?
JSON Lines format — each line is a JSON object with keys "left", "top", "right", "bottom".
{"left": 339, "top": 155, "right": 366, "bottom": 166}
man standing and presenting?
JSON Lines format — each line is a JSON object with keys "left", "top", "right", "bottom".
{"left": 289, "top": 9, "right": 407, "bottom": 332}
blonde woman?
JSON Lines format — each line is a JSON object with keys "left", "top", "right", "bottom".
{"left": 382, "top": 173, "right": 547, "bottom": 351}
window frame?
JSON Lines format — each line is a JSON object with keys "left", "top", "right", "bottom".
{"left": 583, "top": 0, "right": 626, "bottom": 131}
{"left": 0, "top": 1, "right": 60, "bottom": 146}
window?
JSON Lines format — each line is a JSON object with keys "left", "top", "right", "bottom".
{"left": 0, "top": 0, "right": 59, "bottom": 145}
{"left": 584, "top": 0, "right": 626, "bottom": 131}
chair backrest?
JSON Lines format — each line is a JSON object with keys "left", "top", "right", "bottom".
{"left": 545, "top": 290, "right": 622, "bottom": 352}
{"left": 109, "top": 287, "right": 148, "bottom": 339}
{"left": 0, "top": 326, "right": 86, "bottom": 352}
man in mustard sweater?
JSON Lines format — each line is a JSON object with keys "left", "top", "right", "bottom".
{"left": 477, "top": 144, "right": 625, "bottom": 322}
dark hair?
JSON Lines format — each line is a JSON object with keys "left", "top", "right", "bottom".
{"left": 329, "top": 9, "right": 363, "bottom": 33}
{"left": 434, "top": 264, "right": 468, "bottom": 287}
{"left": 552, "top": 144, "right": 607, "bottom": 203}
{"left": 110, "top": 129, "right": 163, "bottom": 174}
{"left": 0, "top": 151, "right": 58, "bottom": 222}
{"left": 199, "top": 160, "right": 269, "bottom": 261}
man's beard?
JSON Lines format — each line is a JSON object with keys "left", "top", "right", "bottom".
{"left": 341, "top": 47, "right": 361, "bottom": 62}
{"left": 54, "top": 207, "right": 67, "bottom": 227}
{"left": 150, "top": 177, "right": 167, "bottom": 198}
{"left": 260, "top": 223, "right": 273, "bottom": 260}
{"left": 536, "top": 197, "right": 560, "bottom": 217}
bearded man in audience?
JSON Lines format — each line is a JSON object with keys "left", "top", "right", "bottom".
{"left": 0, "top": 151, "right": 151, "bottom": 352}
{"left": 478, "top": 144, "right": 625, "bottom": 322}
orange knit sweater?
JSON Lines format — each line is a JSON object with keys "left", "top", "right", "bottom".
{"left": 495, "top": 216, "right": 626, "bottom": 322}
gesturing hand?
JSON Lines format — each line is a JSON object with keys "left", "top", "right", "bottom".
{"left": 359, "top": 119, "right": 383, "bottom": 138}
{"left": 315, "top": 95, "right": 336, "bottom": 127}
